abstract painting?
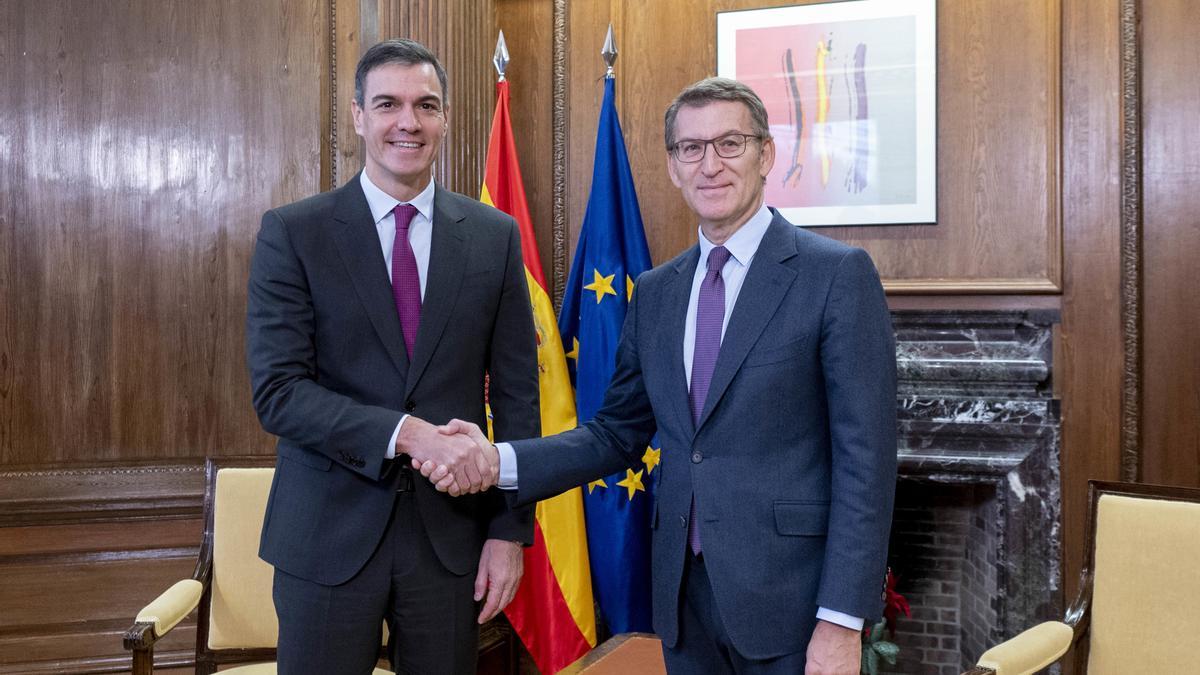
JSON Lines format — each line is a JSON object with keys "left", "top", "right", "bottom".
{"left": 717, "top": 0, "right": 936, "bottom": 226}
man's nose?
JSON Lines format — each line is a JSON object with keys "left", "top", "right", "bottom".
{"left": 699, "top": 143, "right": 723, "bottom": 175}
{"left": 393, "top": 104, "right": 420, "bottom": 131}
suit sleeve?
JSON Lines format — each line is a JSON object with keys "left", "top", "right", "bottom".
{"left": 246, "top": 209, "right": 401, "bottom": 480}
{"left": 815, "top": 247, "right": 898, "bottom": 621}
{"left": 482, "top": 219, "right": 541, "bottom": 543}
{"left": 511, "top": 280, "right": 658, "bottom": 506}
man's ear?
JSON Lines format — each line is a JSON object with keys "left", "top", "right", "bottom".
{"left": 667, "top": 155, "right": 683, "bottom": 188}
{"left": 758, "top": 136, "right": 776, "bottom": 180}
{"left": 351, "top": 100, "right": 364, "bottom": 136}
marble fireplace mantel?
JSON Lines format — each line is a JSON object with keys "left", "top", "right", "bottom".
{"left": 890, "top": 310, "right": 1062, "bottom": 670}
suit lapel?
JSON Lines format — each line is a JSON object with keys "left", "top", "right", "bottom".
{"left": 662, "top": 247, "right": 701, "bottom": 438}
{"left": 694, "top": 215, "right": 798, "bottom": 434}
{"left": 331, "top": 176, "right": 410, "bottom": 380}
{"left": 404, "top": 187, "right": 467, "bottom": 399}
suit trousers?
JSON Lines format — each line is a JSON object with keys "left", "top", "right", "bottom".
{"left": 273, "top": 485, "right": 479, "bottom": 675}
{"left": 663, "top": 554, "right": 807, "bottom": 674}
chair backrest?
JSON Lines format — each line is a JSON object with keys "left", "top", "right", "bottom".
{"left": 1087, "top": 483, "right": 1200, "bottom": 673}
{"left": 206, "top": 464, "right": 279, "bottom": 650}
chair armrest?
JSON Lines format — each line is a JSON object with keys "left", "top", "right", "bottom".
{"left": 972, "top": 621, "right": 1074, "bottom": 675}
{"left": 123, "top": 579, "right": 204, "bottom": 649}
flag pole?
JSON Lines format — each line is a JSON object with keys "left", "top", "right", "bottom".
{"left": 493, "top": 29, "right": 509, "bottom": 82}
{"left": 601, "top": 23, "right": 617, "bottom": 79}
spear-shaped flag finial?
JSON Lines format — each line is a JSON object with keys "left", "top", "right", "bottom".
{"left": 493, "top": 30, "right": 510, "bottom": 82}
{"left": 601, "top": 23, "right": 618, "bottom": 79}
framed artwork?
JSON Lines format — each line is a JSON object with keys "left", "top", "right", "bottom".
{"left": 717, "top": 0, "right": 937, "bottom": 226}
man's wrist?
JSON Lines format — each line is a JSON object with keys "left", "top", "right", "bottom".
{"left": 495, "top": 442, "right": 518, "bottom": 488}
{"left": 386, "top": 414, "right": 408, "bottom": 459}
{"left": 815, "top": 607, "right": 864, "bottom": 632}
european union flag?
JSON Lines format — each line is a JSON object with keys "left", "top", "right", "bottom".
{"left": 558, "top": 76, "right": 656, "bottom": 635}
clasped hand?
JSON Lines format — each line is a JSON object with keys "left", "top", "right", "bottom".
{"left": 400, "top": 417, "right": 496, "bottom": 496}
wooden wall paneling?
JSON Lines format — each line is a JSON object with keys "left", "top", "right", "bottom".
{"left": 1, "top": 0, "right": 328, "bottom": 670}
{"left": 565, "top": 0, "right": 613, "bottom": 265}
{"left": 1140, "top": 0, "right": 1200, "bottom": 486}
{"left": 836, "top": 0, "right": 1063, "bottom": 294}
{"left": 494, "top": 0, "right": 557, "bottom": 296}
{"left": 0, "top": 0, "right": 320, "bottom": 465}
{"left": 1059, "top": 0, "right": 1123, "bottom": 658}
{"left": 566, "top": 0, "right": 1063, "bottom": 295}
{"left": 375, "top": 0, "right": 495, "bottom": 199}
{"left": 0, "top": 465, "right": 204, "bottom": 673}
{"left": 330, "top": 0, "right": 367, "bottom": 187}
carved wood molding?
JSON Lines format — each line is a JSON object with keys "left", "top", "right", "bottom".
{"left": 0, "top": 650, "right": 196, "bottom": 675}
{"left": 328, "top": 0, "right": 340, "bottom": 189}
{"left": 0, "top": 463, "right": 204, "bottom": 526}
{"left": 885, "top": 278, "right": 1063, "bottom": 294}
{"left": 1119, "top": 0, "right": 1142, "bottom": 482}
{"left": 552, "top": 0, "right": 568, "bottom": 309}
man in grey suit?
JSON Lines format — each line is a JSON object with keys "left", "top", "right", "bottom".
{"left": 428, "top": 77, "right": 897, "bottom": 674}
{"left": 246, "top": 39, "right": 538, "bottom": 674}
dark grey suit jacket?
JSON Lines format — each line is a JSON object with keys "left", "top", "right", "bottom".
{"left": 247, "top": 175, "right": 539, "bottom": 585}
{"left": 512, "top": 211, "right": 897, "bottom": 659}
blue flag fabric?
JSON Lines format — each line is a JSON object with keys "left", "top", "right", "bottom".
{"left": 559, "top": 77, "right": 656, "bottom": 634}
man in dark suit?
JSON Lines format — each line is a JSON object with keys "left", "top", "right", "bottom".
{"left": 429, "top": 77, "right": 897, "bottom": 674}
{"left": 245, "top": 39, "right": 539, "bottom": 674}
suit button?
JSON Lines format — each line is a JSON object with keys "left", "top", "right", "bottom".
{"left": 691, "top": 451, "right": 702, "bottom": 464}
{"left": 680, "top": 515, "right": 687, "bottom": 529}
{"left": 405, "top": 401, "right": 416, "bottom": 412}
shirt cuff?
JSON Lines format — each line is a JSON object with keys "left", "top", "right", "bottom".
{"left": 385, "top": 414, "right": 408, "bottom": 460}
{"left": 495, "top": 442, "right": 518, "bottom": 489}
{"left": 816, "top": 608, "right": 864, "bottom": 632}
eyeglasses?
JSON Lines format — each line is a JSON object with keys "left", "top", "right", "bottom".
{"left": 669, "top": 133, "right": 762, "bottom": 163}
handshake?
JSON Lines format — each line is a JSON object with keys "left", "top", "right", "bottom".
{"left": 398, "top": 417, "right": 499, "bottom": 496}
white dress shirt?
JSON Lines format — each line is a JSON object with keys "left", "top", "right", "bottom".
{"left": 497, "top": 200, "right": 863, "bottom": 632}
{"left": 357, "top": 171, "right": 436, "bottom": 460}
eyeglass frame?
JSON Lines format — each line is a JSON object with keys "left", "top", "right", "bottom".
{"left": 668, "top": 133, "right": 763, "bottom": 163}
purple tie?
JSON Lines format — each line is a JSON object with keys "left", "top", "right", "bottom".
{"left": 391, "top": 203, "right": 421, "bottom": 357}
{"left": 688, "top": 245, "right": 731, "bottom": 555}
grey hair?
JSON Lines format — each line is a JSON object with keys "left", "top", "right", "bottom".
{"left": 354, "top": 39, "right": 449, "bottom": 107}
{"left": 663, "top": 77, "right": 770, "bottom": 149}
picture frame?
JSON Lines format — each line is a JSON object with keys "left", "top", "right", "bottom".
{"left": 717, "top": 0, "right": 937, "bottom": 227}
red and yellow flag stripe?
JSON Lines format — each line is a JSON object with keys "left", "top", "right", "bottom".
{"left": 481, "top": 79, "right": 597, "bottom": 673}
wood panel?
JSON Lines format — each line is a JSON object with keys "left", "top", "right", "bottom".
{"left": 1057, "top": 0, "right": 1123, "bottom": 655}
{"left": 0, "top": 0, "right": 521, "bottom": 670}
{"left": 564, "top": 0, "right": 1061, "bottom": 295}
{"left": 495, "top": 0, "right": 557, "bottom": 294}
{"left": 330, "top": 0, "right": 498, "bottom": 196}
{"left": 0, "top": 465, "right": 204, "bottom": 672}
{"left": 1140, "top": 0, "right": 1200, "bottom": 487}
{"left": 0, "top": 0, "right": 320, "bottom": 465}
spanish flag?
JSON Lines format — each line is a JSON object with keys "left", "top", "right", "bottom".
{"left": 481, "top": 78, "right": 597, "bottom": 673}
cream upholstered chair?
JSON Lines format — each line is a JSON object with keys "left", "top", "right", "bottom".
{"left": 123, "top": 456, "right": 391, "bottom": 674}
{"left": 964, "top": 480, "right": 1200, "bottom": 674}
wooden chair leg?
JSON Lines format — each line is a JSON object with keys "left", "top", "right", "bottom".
{"left": 130, "top": 647, "right": 154, "bottom": 675}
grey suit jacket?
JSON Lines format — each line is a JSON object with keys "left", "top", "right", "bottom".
{"left": 512, "top": 211, "right": 897, "bottom": 659}
{"left": 247, "top": 175, "right": 539, "bottom": 585}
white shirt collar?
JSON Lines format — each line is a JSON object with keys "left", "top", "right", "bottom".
{"left": 359, "top": 171, "right": 436, "bottom": 225}
{"left": 697, "top": 201, "right": 773, "bottom": 267}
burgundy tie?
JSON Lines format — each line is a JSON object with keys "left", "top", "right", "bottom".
{"left": 688, "top": 245, "right": 731, "bottom": 556}
{"left": 391, "top": 203, "right": 421, "bottom": 357}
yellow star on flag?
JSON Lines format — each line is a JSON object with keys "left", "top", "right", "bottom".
{"left": 616, "top": 468, "right": 646, "bottom": 501}
{"left": 584, "top": 269, "right": 618, "bottom": 304}
{"left": 626, "top": 274, "right": 635, "bottom": 301}
{"left": 587, "top": 478, "right": 607, "bottom": 494}
{"left": 565, "top": 337, "right": 579, "bottom": 361}
{"left": 642, "top": 446, "right": 661, "bottom": 474}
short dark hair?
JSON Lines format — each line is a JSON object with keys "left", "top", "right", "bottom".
{"left": 354, "top": 39, "right": 449, "bottom": 107}
{"left": 663, "top": 77, "right": 771, "bottom": 149}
